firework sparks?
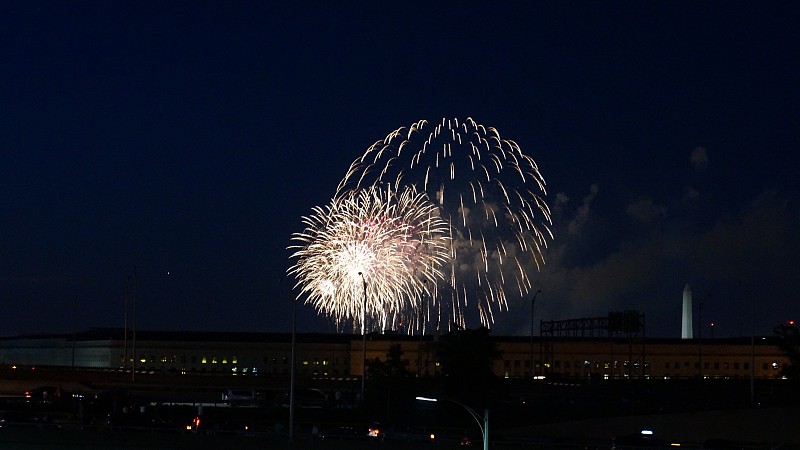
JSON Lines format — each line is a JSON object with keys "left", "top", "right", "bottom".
{"left": 288, "top": 183, "right": 450, "bottom": 333}
{"left": 337, "top": 118, "right": 553, "bottom": 329}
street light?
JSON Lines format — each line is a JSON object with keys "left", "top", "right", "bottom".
{"left": 358, "top": 272, "right": 367, "bottom": 403}
{"left": 289, "top": 292, "right": 297, "bottom": 444}
{"left": 416, "top": 396, "right": 488, "bottom": 450}
{"left": 530, "top": 289, "right": 541, "bottom": 377}
{"left": 419, "top": 279, "right": 428, "bottom": 378}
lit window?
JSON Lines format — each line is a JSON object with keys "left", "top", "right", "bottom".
{"left": 201, "top": 357, "right": 207, "bottom": 364}
{"left": 232, "top": 356, "right": 238, "bottom": 364}
{"left": 222, "top": 358, "right": 228, "bottom": 364}
{"left": 161, "top": 356, "right": 168, "bottom": 363}
{"left": 303, "top": 360, "right": 309, "bottom": 365}
{"left": 212, "top": 357, "right": 218, "bottom": 364}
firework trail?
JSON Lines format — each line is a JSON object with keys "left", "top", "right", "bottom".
{"left": 337, "top": 118, "right": 553, "bottom": 329}
{"left": 288, "top": 183, "right": 450, "bottom": 333}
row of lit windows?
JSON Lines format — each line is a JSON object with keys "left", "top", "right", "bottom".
{"left": 664, "top": 361, "right": 752, "bottom": 370}
{"left": 120, "top": 355, "right": 239, "bottom": 365}
{"left": 505, "top": 359, "right": 785, "bottom": 373}
{"left": 118, "top": 354, "right": 351, "bottom": 368}
{"left": 128, "top": 364, "right": 350, "bottom": 377}
{"left": 268, "top": 357, "right": 348, "bottom": 366}
{"left": 662, "top": 361, "right": 783, "bottom": 371}
{"left": 503, "top": 359, "right": 646, "bottom": 370}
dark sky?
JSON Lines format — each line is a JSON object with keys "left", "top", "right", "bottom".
{"left": 2, "top": 1, "right": 798, "bottom": 338}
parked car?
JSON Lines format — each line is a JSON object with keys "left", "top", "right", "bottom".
{"left": 24, "top": 386, "right": 59, "bottom": 404}
{"left": 383, "top": 424, "right": 437, "bottom": 443}
{"left": 221, "top": 389, "right": 257, "bottom": 406}
{"left": 186, "top": 415, "right": 252, "bottom": 435}
{"left": 612, "top": 431, "right": 677, "bottom": 449}
{"left": 319, "top": 423, "right": 384, "bottom": 441}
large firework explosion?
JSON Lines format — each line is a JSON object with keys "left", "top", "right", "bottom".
{"left": 288, "top": 183, "right": 450, "bottom": 333}
{"left": 337, "top": 118, "right": 553, "bottom": 329}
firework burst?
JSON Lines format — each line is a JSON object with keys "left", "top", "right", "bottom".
{"left": 288, "top": 183, "right": 450, "bottom": 332}
{"left": 337, "top": 118, "right": 553, "bottom": 329}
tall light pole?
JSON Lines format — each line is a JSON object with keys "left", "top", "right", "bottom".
{"left": 419, "top": 279, "right": 427, "bottom": 378}
{"left": 358, "top": 272, "right": 367, "bottom": 403}
{"left": 131, "top": 268, "right": 137, "bottom": 383}
{"left": 289, "top": 295, "right": 296, "bottom": 445}
{"left": 698, "top": 295, "right": 704, "bottom": 381}
{"left": 749, "top": 287, "right": 755, "bottom": 407}
{"left": 416, "top": 397, "right": 488, "bottom": 450}
{"left": 530, "top": 289, "right": 541, "bottom": 377}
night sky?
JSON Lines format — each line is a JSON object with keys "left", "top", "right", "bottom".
{"left": 2, "top": 2, "right": 798, "bottom": 338}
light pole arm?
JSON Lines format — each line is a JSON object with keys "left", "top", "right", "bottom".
{"left": 417, "top": 397, "right": 488, "bottom": 450}
{"left": 449, "top": 399, "right": 485, "bottom": 436}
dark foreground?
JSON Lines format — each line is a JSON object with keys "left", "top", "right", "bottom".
{"left": 1, "top": 366, "right": 799, "bottom": 449}
{"left": 0, "top": 424, "right": 611, "bottom": 450}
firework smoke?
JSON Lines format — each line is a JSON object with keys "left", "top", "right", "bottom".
{"left": 337, "top": 118, "right": 553, "bottom": 329}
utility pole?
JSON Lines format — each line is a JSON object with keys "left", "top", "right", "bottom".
{"left": 359, "top": 272, "right": 367, "bottom": 403}
{"left": 289, "top": 296, "right": 296, "bottom": 446}
{"left": 71, "top": 295, "right": 77, "bottom": 368}
{"left": 530, "top": 289, "right": 541, "bottom": 377}
{"left": 124, "top": 280, "right": 129, "bottom": 371}
{"left": 131, "top": 268, "right": 137, "bottom": 382}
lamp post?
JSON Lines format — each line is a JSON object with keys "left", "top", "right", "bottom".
{"left": 419, "top": 279, "right": 427, "bottom": 378}
{"left": 749, "top": 288, "right": 754, "bottom": 407}
{"left": 416, "top": 397, "right": 488, "bottom": 450}
{"left": 289, "top": 295, "right": 296, "bottom": 445}
{"left": 698, "top": 295, "right": 703, "bottom": 381}
{"left": 530, "top": 289, "right": 541, "bottom": 377}
{"left": 358, "top": 272, "right": 367, "bottom": 403}
{"left": 131, "top": 268, "right": 137, "bottom": 382}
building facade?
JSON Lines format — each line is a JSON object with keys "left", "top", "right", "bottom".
{"left": 0, "top": 329, "right": 791, "bottom": 381}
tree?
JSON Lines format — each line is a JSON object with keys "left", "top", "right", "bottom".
{"left": 365, "top": 343, "right": 415, "bottom": 421}
{"left": 774, "top": 321, "right": 800, "bottom": 380}
{"left": 436, "top": 326, "right": 502, "bottom": 404}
